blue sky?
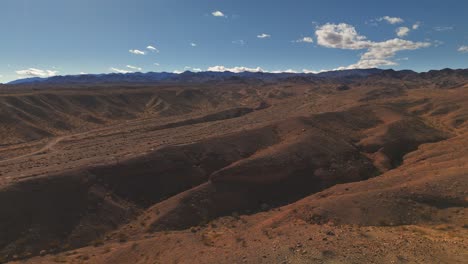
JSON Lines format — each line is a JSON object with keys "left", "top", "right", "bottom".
{"left": 1, "top": 0, "right": 467, "bottom": 83}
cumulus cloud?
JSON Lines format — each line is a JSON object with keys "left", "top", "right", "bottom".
{"left": 146, "top": 46, "right": 159, "bottom": 52}
{"left": 212, "top": 11, "right": 226, "bottom": 17}
{"left": 126, "top": 65, "right": 142, "bottom": 71}
{"left": 190, "top": 43, "right": 197, "bottom": 47}
{"left": 349, "top": 39, "right": 429, "bottom": 69}
{"left": 396, "top": 27, "right": 410, "bottom": 37}
{"left": 16, "top": 68, "right": 58, "bottom": 78}
{"left": 129, "top": 49, "right": 146, "bottom": 55}
{"left": 458, "top": 45, "right": 468, "bottom": 53}
{"left": 316, "top": 23, "right": 372, "bottom": 49}
{"left": 412, "top": 22, "right": 420, "bottom": 30}
{"left": 295, "top": 37, "right": 314, "bottom": 43}
{"left": 207, "top": 66, "right": 264, "bottom": 73}
{"left": 257, "top": 33, "right": 271, "bottom": 39}
{"left": 110, "top": 67, "right": 131, "bottom": 74}
{"left": 154, "top": 62, "right": 160, "bottom": 66}
{"left": 315, "top": 23, "right": 430, "bottom": 69}
{"left": 378, "top": 16, "right": 404, "bottom": 24}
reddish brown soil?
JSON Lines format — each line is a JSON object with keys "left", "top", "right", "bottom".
{"left": 1, "top": 71, "right": 467, "bottom": 263}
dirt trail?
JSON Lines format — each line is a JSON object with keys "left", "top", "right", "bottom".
{"left": 0, "top": 136, "right": 65, "bottom": 164}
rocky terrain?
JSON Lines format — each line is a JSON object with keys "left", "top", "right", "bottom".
{"left": 0, "top": 69, "right": 467, "bottom": 263}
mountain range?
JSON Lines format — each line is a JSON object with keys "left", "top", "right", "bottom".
{"left": 7, "top": 68, "right": 387, "bottom": 85}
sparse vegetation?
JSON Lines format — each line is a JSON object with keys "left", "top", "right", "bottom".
{"left": 0, "top": 69, "right": 466, "bottom": 263}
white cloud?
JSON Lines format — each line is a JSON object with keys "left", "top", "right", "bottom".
{"left": 126, "top": 65, "right": 142, "bottom": 71}
{"left": 146, "top": 46, "right": 159, "bottom": 52}
{"left": 315, "top": 23, "right": 430, "bottom": 69}
{"left": 316, "top": 23, "right": 372, "bottom": 49}
{"left": 110, "top": 67, "right": 131, "bottom": 74}
{"left": 190, "top": 43, "right": 197, "bottom": 47}
{"left": 433, "top": 26, "right": 453, "bottom": 31}
{"left": 129, "top": 49, "right": 146, "bottom": 55}
{"left": 79, "top": 72, "right": 87, "bottom": 75}
{"left": 271, "top": 69, "right": 298, "bottom": 73}
{"left": 154, "top": 62, "right": 160, "bottom": 66}
{"left": 212, "top": 11, "right": 226, "bottom": 17}
{"left": 257, "top": 33, "right": 271, "bottom": 39}
{"left": 351, "top": 38, "right": 430, "bottom": 69}
{"left": 207, "top": 66, "right": 264, "bottom": 73}
{"left": 378, "top": 16, "right": 404, "bottom": 24}
{"left": 173, "top": 70, "right": 183, "bottom": 74}
{"left": 16, "top": 68, "right": 58, "bottom": 78}
{"left": 412, "top": 22, "right": 420, "bottom": 30}
{"left": 458, "top": 45, "right": 468, "bottom": 53}
{"left": 396, "top": 27, "right": 410, "bottom": 37}
{"left": 302, "top": 69, "right": 324, "bottom": 74}
{"left": 295, "top": 37, "right": 314, "bottom": 43}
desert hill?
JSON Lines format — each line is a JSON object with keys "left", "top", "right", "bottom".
{"left": 0, "top": 69, "right": 466, "bottom": 263}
